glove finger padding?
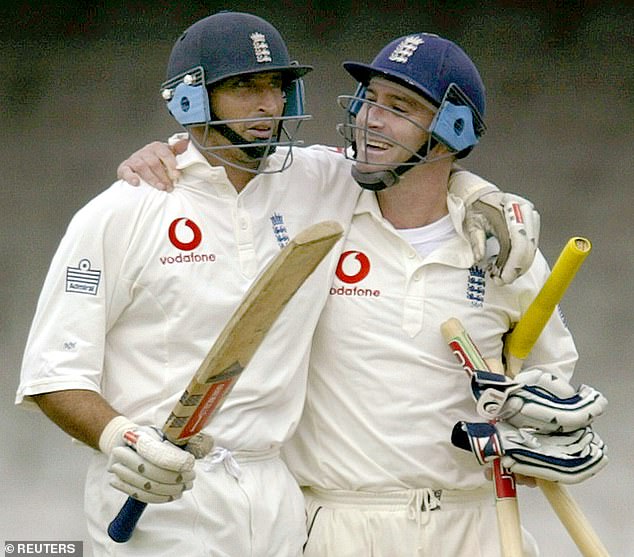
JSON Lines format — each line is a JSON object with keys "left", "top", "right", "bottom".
{"left": 452, "top": 421, "right": 608, "bottom": 484}
{"left": 107, "top": 426, "right": 196, "bottom": 504}
{"left": 109, "top": 450, "right": 194, "bottom": 500}
{"left": 471, "top": 369, "right": 608, "bottom": 433}
{"left": 109, "top": 446, "right": 196, "bottom": 485}
{"left": 109, "top": 478, "right": 192, "bottom": 504}
{"left": 467, "top": 192, "right": 540, "bottom": 285}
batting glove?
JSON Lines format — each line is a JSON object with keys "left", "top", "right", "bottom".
{"left": 452, "top": 421, "right": 608, "bottom": 484}
{"left": 464, "top": 191, "right": 540, "bottom": 285}
{"left": 470, "top": 369, "right": 608, "bottom": 433}
{"left": 99, "top": 416, "right": 213, "bottom": 504}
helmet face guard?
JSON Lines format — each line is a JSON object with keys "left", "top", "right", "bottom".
{"left": 161, "top": 66, "right": 311, "bottom": 174}
{"left": 161, "top": 12, "right": 313, "bottom": 174}
{"left": 338, "top": 33, "right": 487, "bottom": 190}
{"left": 336, "top": 87, "right": 445, "bottom": 190}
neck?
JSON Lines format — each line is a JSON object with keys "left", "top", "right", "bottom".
{"left": 375, "top": 158, "right": 452, "bottom": 229}
{"left": 191, "top": 129, "right": 258, "bottom": 193}
{"left": 224, "top": 165, "right": 254, "bottom": 193}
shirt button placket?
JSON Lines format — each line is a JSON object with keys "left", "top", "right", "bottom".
{"left": 235, "top": 201, "right": 257, "bottom": 278}
{"left": 403, "top": 250, "right": 425, "bottom": 337}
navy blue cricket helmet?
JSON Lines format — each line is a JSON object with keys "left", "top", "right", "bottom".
{"left": 343, "top": 33, "right": 485, "bottom": 129}
{"left": 338, "top": 34, "right": 487, "bottom": 190}
{"left": 166, "top": 11, "right": 312, "bottom": 92}
{"left": 160, "top": 12, "right": 313, "bottom": 174}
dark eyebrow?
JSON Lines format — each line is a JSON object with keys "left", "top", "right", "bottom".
{"left": 219, "top": 72, "right": 284, "bottom": 89}
{"left": 367, "top": 86, "right": 420, "bottom": 108}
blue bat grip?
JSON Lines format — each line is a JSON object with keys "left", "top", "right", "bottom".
{"left": 107, "top": 497, "right": 148, "bottom": 542}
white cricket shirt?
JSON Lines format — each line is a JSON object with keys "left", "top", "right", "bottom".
{"left": 283, "top": 174, "right": 578, "bottom": 492}
{"left": 17, "top": 143, "right": 360, "bottom": 450}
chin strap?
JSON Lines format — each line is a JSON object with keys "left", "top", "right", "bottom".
{"left": 208, "top": 109, "right": 278, "bottom": 160}
{"left": 351, "top": 166, "right": 399, "bottom": 191}
{"left": 352, "top": 138, "right": 439, "bottom": 191}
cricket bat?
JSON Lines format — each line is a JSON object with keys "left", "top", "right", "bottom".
{"left": 441, "top": 318, "right": 524, "bottom": 557}
{"left": 445, "top": 237, "right": 610, "bottom": 557}
{"left": 503, "top": 237, "right": 610, "bottom": 557}
{"left": 107, "top": 220, "right": 344, "bottom": 543}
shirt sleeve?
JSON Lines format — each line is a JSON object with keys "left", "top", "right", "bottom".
{"left": 16, "top": 182, "right": 145, "bottom": 408}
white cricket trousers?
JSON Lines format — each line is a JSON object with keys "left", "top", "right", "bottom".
{"left": 85, "top": 447, "right": 306, "bottom": 557}
{"left": 302, "top": 486, "right": 539, "bottom": 557}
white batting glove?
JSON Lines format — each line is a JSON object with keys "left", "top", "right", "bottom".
{"left": 470, "top": 369, "right": 608, "bottom": 433}
{"left": 465, "top": 191, "right": 540, "bottom": 284}
{"left": 452, "top": 421, "right": 608, "bottom": 484}
{"left": 99, "top": 416, "right": 212, "bottom": 504}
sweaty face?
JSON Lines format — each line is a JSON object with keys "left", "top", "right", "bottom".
{"left": 192, "top": 72, "right": 286, "bottom": 166}
{"left": 354, "top": 77, "right": 438, "bottom": 173}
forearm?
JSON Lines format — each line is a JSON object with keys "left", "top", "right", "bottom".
{"left": 32, "top": 389, "right": 120, "bottom": 451}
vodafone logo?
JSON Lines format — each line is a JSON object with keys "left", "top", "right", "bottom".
{"left": 162, "top": 217, "right": 215, "bottom": 266}
{"left": 331, "top": 250, "right": 379, "bottom": 298}
{"left": 335, "top": 250, "right": 371, "bottom": 284}
{"left": 168, "top": 217, "right": 202, "bottom": 251}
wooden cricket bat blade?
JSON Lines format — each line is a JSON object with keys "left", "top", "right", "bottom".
{"left": 108, "top": 220, "right": 343, "bottom": 543}
{"left": 163, "top": 219, "right": 344, "bottom": 445}
{"left": 536, "top": 479, "right": 611, "bottom": 557}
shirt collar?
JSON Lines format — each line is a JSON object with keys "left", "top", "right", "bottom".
{"left": 353, "top": 187, "right": 467, "bottom": 237}
{"left": 352, "top": 185, "right": 474, "bottom": 268}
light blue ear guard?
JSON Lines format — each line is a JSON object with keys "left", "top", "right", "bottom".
{"left": 161, "top": 64, "right": 307, "bottom": 127}
{"left": 167, "top": 81, "right": 209, "bottom": 125}
{"left": 429, "top": 84, "right": 486, "bottom": 154}
{"left": 161, "top": 66, "right": 209, "bottom": 126}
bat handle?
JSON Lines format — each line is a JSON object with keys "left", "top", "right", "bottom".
{"left": 107, "top": 497, "right": 148, "bottom": 543}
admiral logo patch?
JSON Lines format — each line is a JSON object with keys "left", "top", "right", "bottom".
{"left": 389, "top": 35, "right": 425, "bottom": 64}
{"left": 66, "top": 259, "right": 101, "bottom": 295}
{"left": 250, "top": 32, "right": 272, "bottom": 63}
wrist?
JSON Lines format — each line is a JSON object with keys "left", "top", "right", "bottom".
{"left": 98, "top": 415, "right": 137, "bottom": 455}
{"left": 449, "top": 170, "right": 498, "bottom": 206}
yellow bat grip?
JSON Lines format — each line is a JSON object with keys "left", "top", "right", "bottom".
{"left": 505, "top": 237, "right": 591, "bottom": 374}
{"left": 501, "top": 237, "right": 612, "bottom": 556}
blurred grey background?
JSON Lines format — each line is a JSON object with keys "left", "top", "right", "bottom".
{"left": 1, "top": 1, "right": 632, "bottom": 555}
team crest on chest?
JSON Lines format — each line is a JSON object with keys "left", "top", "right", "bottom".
{"left": 250, "top": 32, "right": 272, "bottom": 63}
{"left": 270, "top": 213, "right": 289, "bottom": 248}
{"left": 466, "top": 265, "right": 486, "bottom": 307}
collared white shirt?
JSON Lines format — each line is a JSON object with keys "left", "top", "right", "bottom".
{"left": 283, "top": 175, "right": 578, "bottom": 491}
{"left": 17, "top": 143, "right": 360, "bottom": 450}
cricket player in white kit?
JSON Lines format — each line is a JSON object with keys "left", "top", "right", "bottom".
{"left": 18, "top": 13, "right": 570, "bottom": 557}
{"left": 277, "top": 34, "right": 608, "bottom": 556}
{"left": 16, "top": 13, "right": 360, "bottom": 557}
